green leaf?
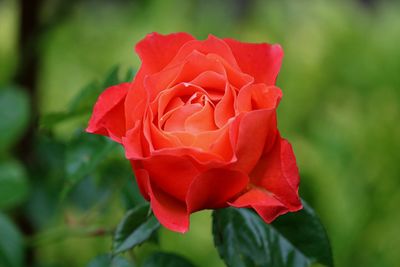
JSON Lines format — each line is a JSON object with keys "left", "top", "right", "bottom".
{"left": 0, "top": 87, "right": 29, "bottom": 153}
{"left": 40, "top": 111, "right": 75, "bottom": 129}
{"left": 124, "top": 67, "right": 135, "bottom": 82}
{"left": 87, "top": 254, "right": 132, "bottom": 267}
{"left": 113, "top": 203, "right": 160, "bottom": 254}
{"left": 68, "top": 82, "right": 101, "bottom": 114}
{"left": 40, "top": 65, "right": 127, "bottom": 129}
{"left": 0, "top": 160, "right": 29, "bottom": 210}
{"left": 272, "top": 202, "right": 333, "bottom": 267}
{"left": 0, "top": 213, "right": 24, "bottom": 267}
{"left": 142, "top": 252, "right": 197, "bottom": 267}
{"left": 102, "top": 65, "right": 121, "bottom": 88}
{"left": 212, "top": 203, "right": 333, "bottom": 267}
{"left": 62, "top": 132, "right": 116, "bottom": 200}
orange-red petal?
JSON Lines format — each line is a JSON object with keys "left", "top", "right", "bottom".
{"left": 86, "top": 83, "right": 130, "bottom": 143}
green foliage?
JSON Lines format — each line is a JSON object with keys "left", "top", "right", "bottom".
{"left": 87, "top": 254, "right": 132, "bottom": 267}
{"left": 0, "top": 87, "right": 29, "bottom": 154}
{"left": 113, "top": 203, "right": 160, "bottom": 254}
{"left": 272, "top": 202, "right": 333, "bottom": 267}
{"left": 40, "top": 66, "right": 121, "bottom": 129}
{"left": 212, "top": 205, "right": 332, "bottom": 267}
{"left": 0, "top": 160, "right": 29, "bottom": 210}
{"left": 0, "top": 213, "right": 24, "bottom": 267}
{"left": 63, "top": 132, "right": 116, "bottom": 199}
{"left": 142, "top": 252, "right": 196, "bottom": 267}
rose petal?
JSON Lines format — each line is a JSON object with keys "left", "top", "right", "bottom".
{"left": 236, "top": 84, "right": 282, "bottom": 113}
{"left": 250, "top": 137, "right": 302, "bottom": 210}
{"left": 164, "top": 104, "right": 202, "bottom": 132}
{"left": 167, "top": 34, "right": 240, "bottom": 70}
{"left": 231, "top": 109, "right": 278, "bottom": 173}
{"left": 123, "top": 121, "right": 146, "bottom": 159}
{"left": 135, "top": 32, "right": 195, "bottom": 74}
{"left": 169, "top": 50, "right": 226, "bottom": 86}
{"left": 214, "top": 85, "right": 236, "bottom": 128}
{"left": 157, "top": 82, "right": 207, "bottom": 123}
{"left": 223, "top": 38, "right": 283, "bottom": 85}
{"left": 207, "top": 53, "right": 253, "bottom": 89}
{"left": 141, "top": 155, "right": 199, "bottom": 202}
{"left": 186, "top": 168, "right": 248, "bottom": 212}
{"left": 229, "top": 187, "right": 291, "bottom": 223}
{"left": 148, "top": 180, "right": 189, "bottom": 233}
{"left": 190, "top": 125, "right": 234, "bottom": 160}
{"left": 185, "top": 101, "right": 217, "bottom": 133}
{"left": 144, "top": 64, "right": 183, "bottom": 102}
{"left": 86, "top": 82, "right": 130, "bottom": 143}
{"left": 125, "top": 33, "right": 195, "bottom": 128}
{"left": 190, "top": 71, "right": 225, "bottom": 101}
{"left": 130, "top": 161, "right": 150, "bottom": 201}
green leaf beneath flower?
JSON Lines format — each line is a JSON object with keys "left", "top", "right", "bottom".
{"left": 86, "top": 254, "right": 132, "bottom": 267}
{"left": 212, "top": 201, "right": 333, "bottom": 267}
{"left": 142, "top": 252, "right": 197, "bottom": 267}
{"left": 271, "top": 201, "right": 333, "bottom": 267}
{"left": 113, "top": 203, "right": 160, "bottom": 254}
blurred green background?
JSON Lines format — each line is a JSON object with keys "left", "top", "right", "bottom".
{"left": 1, "top": 0, "right": 400, "bottom": 266}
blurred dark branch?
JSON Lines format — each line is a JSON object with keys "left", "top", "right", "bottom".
{"left": 13, "top": 0, "right": 80, "bottom": 265}
{"left": 14, "top": 0, "right": 80, "bottom": 164}
{"left": 13, "top": 1, "right": 43, "bottom": 264}
{"left": 14, "top": 0, "right": 43, "bottom": 165}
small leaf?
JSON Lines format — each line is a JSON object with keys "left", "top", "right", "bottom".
{"left": 0, "top": 213, "right": 24, "bottom": 267}
{"left": 102, "top": 65, "right": 121, "bottom": 88}
{"left": 40, "top": 111, "right": 75, "bottom": 129}
{"left": 113, "top": 203, "right": 160, "bottom": 254}
{"left": 0, "top": 160, "right": 29, "bottom": 210}
{"left": 142, "top": 252, "right": 197, "bottom": 267}
{"left": 212, "top": 202, "right": 333, "bottom": 267}
{"left": 124, "top": 67, "right": 135, "bottom": 82}
{"left": 87, "top": 254, "right": 132, "bottom": 267}
{"left": 68, "top": 82, "right": 101, "bottom": 114}
{"left": 0, "top": 87, "right": 29, "bottom": 153}
{"left": 62, "top": 132, "right": 116, "bottom": 200}
{"left": 40, "top": 66, "right": 129, "bottom": 129}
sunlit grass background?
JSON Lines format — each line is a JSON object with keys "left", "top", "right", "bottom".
{"left": 1, "top": 0, "right": 400, "bottom": 266}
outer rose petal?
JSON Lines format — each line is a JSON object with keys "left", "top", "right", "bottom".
{"left": 223, "top": 38, "right": 283, "bottom": 85}
{"left": 167, "top": 34, "right": 240, "bottom": 70}
{"left": 141, "top": 155, "right": 199, "bottom": 202}
{"left": 135, "top": 32, "right": 195, "bottom": 74}
{"left": 236, "top": 84, "right": 282, "bottom": 113}
{"left": 86, "top": 83, "right": 130, "bottom": 143}
{"left": 231, "top": 109, "right": 278, "bottom": 173}
{"left": 131, "top": 160, "right": 189, "bottom": 233}
{"left": 186, "top": 169, "right": 248, "bottom": 213}
{"left": 229, "top": 188, "right": 290, "bottom": 223}
{"left": 253, "top": 138, "right": 302, "bottom": 209}
{"left": 230, "top": 136, "right": 302, "bottom": 224}
{"left": 148, "top": 179, "right": 189, "bottom": 233}
{"left": 130, "top": 161, "right": 150, "bottom": 201}
{"left": 125, "top": 33, "right": 195, "bottom": 128}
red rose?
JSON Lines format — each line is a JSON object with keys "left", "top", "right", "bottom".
{"left": 87, "top": 32, "right": 302, "bottom": 233}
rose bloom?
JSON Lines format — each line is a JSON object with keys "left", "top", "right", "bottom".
{"left": 87, "top": 32, "right": 302, "bottom": 233}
